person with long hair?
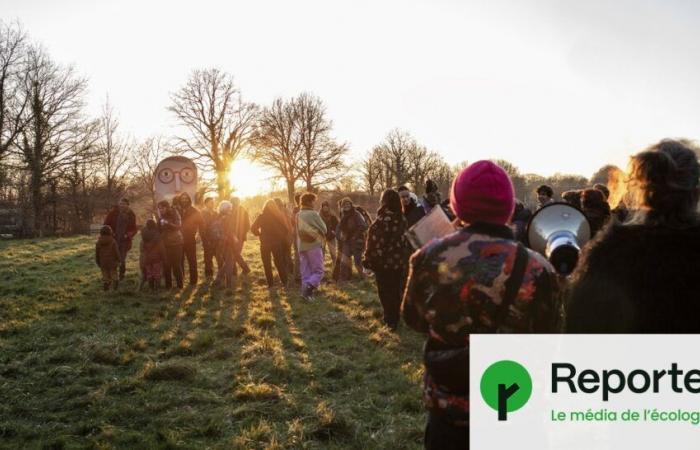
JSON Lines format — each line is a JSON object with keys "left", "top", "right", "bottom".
{"left": 157, "top": 200, "right": 184, "bottom": 289}
{"left": 567, "top": 139, "right": 700, "bottom": 332}
{"left": 251, "top": 199, "right": 292, "bottom": 288}
{"left": 402, "top": 161, "right": 557, "bottom": 449}
{"left": 363, "top": 189, "right": 411, "bottom": 330}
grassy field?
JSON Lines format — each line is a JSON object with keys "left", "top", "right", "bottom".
{"left": 0, "top": 235, "right": 426, "bottom": 449}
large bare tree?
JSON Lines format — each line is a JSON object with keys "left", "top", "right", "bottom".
{"left": 169, "top": 68, "right": 258, "bottom": 199}
{"left": 0, "top": 21, "right": 28, "bottom": 161}
{"left": 11, "top": 45, "right": 98, "bottom": 236}
{"left": 252, "top": 97, "right": 303, "bottom": 203}
{"left": 293, "top": 93, "right": 347, "bottom": 192}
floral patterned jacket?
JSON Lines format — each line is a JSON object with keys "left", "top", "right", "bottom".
{"left": 402, "top": 222, "right": 557, "bottom": 426}
{"left": 362, "top": 208, "right": 411, "bottom": 272}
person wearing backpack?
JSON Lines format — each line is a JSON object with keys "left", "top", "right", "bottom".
{"left": 402, "top": 161, "right": 557, "bottom": 450}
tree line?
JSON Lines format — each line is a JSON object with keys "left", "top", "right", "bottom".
{"left": 0, "top": 21, "right": 623, "bottom": 237}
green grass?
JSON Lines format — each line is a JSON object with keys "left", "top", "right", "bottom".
{"left": 0, "top": 235, "right": 425, "bottom": 449}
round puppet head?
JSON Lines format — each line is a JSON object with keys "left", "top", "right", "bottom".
{"left": 154, "top": 156, "right": 198, "bottom": 204}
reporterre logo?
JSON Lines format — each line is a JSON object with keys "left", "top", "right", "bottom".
{"left": 480, "top": 360, "right": 533, "bottom": 421}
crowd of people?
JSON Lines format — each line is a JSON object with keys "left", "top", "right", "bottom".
{"left": 93, "top": 138, "right": 700, "bottom": 449}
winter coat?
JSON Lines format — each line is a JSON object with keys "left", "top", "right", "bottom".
{"left": 402, "top": 222, "right": 557, "bottom": 426}
{"left": 103, "top": 207, "right": 137, "bottom": 250}
{"left": 296, "top": 207, "right": 327, "bottom": 252}
{"left": 363, "top": 209, "right": 411, "bottom": 272}
{"left": 200, "top": 208, "right": 219, "bottom": 244}
{"left": 251, "top": 211, "right": 291, "bottom": 247}
{"left": 158, "top": 208, "right": 184, "bottom": 247}
{"left": 567, "top": 222, "right": 700, "bottom": 333}
{"left": 180, "top": 205, "right": 203, "bottom": 243}
{"left": 336, "top": 208, "right": 368, "bottom": 251}
{"left": 320, "top": 210, "right": 339, "bottom": 240}
{"left": 95, "top": 235, "right": 121, "bottom": 270}
{"left": 140, "top": 228, "right": 166, "bottom": 266}
{"left": 403, "top": 200, "right": 426, "bottom": 228}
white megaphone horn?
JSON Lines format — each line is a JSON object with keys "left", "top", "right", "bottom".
{"left": 526, "top": 202, "right": 592, "bottom": 275}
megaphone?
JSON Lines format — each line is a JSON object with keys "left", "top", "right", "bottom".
{"left": 526, "top": 202, "right": 591, "bottom": 275}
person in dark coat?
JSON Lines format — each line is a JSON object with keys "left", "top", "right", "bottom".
{"left": 251, "top": 199, "right": 292, "bottom": 287}
{"left": 200, "top": 197, "right": 219, "bottom": 280}
{"left": 398, "top": 186, "right": 426, "bottom": 228}
{"left": 178, "top": 193, "right": 203, "bottom": 286}
{"left": 230, "top": 197, "right": 251, "bottom": 276}
{"left": 95, "top": 225, "right": 122, "bottom": 291}
{"left": 157, "top": 200, "right": 184, "bottom": 289}
{"left": 140, "top": 219, "right": 166, "bottom": 291}
{"left": 333, "top": 198, "right": 368, "bottom": 281}
{"left": 363, "top": 189, "right": 411, "bottom": 330}
{"left": 567, "top": 139, "right": 700, "bottom": 333}
{"left": 214, "top": 200, "right": 239, "bottom": 289}
{"left": 581, "top": 188, "right": 611, "bottom": 238}
{"left": 319, "top": 201, "right": 339, "bottom": 270}
{"left": 274, "top": 198, "right": 295, "bottom": 278}
{"left": 103, "top": 198, "right": 138, "bottom": 280}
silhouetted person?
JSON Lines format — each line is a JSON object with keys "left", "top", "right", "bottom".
{"left": 251, "top": 199, "right": 291, "bottom": 288}
{"left": 103, "top": 198, "right": 137, "bottom": 280}
{"left": 567, "top": 139, "right": 700, "bottom": 333}
{"left": 157, "top": 200, "right": 184, "bottom": 289}
{"left": 178, "top": 193, "right": 203, "bottom": 285}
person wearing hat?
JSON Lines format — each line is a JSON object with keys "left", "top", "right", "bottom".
{"left": 402, "top": 160, "right": 557, "bottom": 450}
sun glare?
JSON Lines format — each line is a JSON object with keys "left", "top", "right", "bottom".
{"left": 228, "top": 159, "right": 274, "bottom": 199}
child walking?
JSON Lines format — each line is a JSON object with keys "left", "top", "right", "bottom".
{"left": 140, "top": 219, "right": 166, "bottom": 291}
{"left": 95, "top": 225, "right": 121, "bottom": 291}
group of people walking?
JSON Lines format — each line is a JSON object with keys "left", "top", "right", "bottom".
{"left": 93, "top": 138, "right": 700, "bottom": 449}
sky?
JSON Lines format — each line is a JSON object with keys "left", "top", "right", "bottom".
{"left": 4, "top": 0, "right": 700, "bottom": 183}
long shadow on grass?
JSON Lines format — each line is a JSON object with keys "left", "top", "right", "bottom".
{"left": 262, "top": 281, "right": 424, "bottom": 449}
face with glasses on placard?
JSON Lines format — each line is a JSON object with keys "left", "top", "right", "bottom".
{"left": 154, "top": 156, "right": 198, "bottom": 204}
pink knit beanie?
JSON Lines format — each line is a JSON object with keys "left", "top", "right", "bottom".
{"left": 450, "top": 160, "right": 515, "bottom": 225}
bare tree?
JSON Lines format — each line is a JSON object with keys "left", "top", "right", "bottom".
{"left": 97, "top": 95, "right": 132, "bottom": 206}
{"left": 377, "top": 129, "right": 417, "bottom": 188}
{"left": 11, "top": 45, "right": 98, "bottom": 236}
{"left": 252, "top": 97, "right": 303, "bottom": 203}
{"left": 293, "top": 93, "right": 348, "bottom": 192}
{"left": 360, "top": 147, "right": 382, "bottom": 196}
{"left": 133, "top": 135, "right": 169, "bottom": 212}
{"left": 0, "top": 21, "right": 28, "bottom": 161}
{"left": 169, "top": 68, "right": 258, "bottom": 199}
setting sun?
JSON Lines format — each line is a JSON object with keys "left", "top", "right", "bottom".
{"left": 227, "top": 159, "right": 276, "bottom": 199}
